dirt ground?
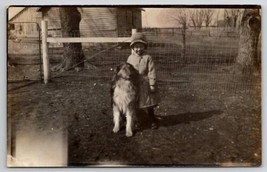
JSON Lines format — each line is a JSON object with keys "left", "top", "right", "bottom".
{"left": 7, "top": 64, "right": 261, "bottom": 167}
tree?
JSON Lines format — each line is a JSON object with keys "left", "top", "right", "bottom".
{"left": 224, "top": 9, "right": 242, "bottom": 28}
{"left": 52, "top": 7, "right": 85, "bottom": 72}
{"left": 190, "top": 9, "right": 204, "bottom": 29}
{"left": 230, "top": 9, "right": 241, "bottom": 28}
{"left": 203, "top": 9, "right": 214, "bottom": 27}
{"left": 167, "top": 9, "right": 190, "bottom": 60}
{"left": 236, "top": 9, "right": 261, "bottom": 73}
{"left": 224, "top": 10, "right": 232, "bottom": 28}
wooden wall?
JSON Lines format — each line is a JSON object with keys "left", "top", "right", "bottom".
{"left": 79, "top": 8, "right": 118, "bottom": 37}
{"left": 9, "top": 7, "right": 142, "bottom": 38}
{"left": 9, "top": 7, "right": 41, "bottom": 37}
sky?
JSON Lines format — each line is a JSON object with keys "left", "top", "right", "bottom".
{"left": 142, "top": 8, "right": 228, "bottom": 28}
{"left": 142, "top": 8, "right": 163, "bottom": 27}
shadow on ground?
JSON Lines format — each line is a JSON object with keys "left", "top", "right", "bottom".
{"left": 138, "top": 110, "right": 223, "bottom": 131}
{"left": 159, "top": 110, "right": 223, "bottom": 127}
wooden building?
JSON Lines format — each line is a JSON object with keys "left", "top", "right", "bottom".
{"left": 9, "top": 7, "right": 143, "bottom": 38}
{"left": 79, "top": 7, "right": 142, "bottom": 37}
{"left": 8, "top": 7, "right": 42, "bottom": 38}
{"left": 38, "top": 7, "right": 143, "bottom": 37}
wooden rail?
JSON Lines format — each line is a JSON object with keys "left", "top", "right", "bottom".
{"left": 41, "top": 19, "right": 136, "bottom": 84}
{"left": 47, "top": 37, "right": 131, "bottom": 43}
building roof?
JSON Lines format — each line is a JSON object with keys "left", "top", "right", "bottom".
{"left": 8, "top": 7, "right": 25, "bottom": 21}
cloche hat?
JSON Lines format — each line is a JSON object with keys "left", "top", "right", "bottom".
{"left": 130, "top": 32, "right": 147, "bottom": 48}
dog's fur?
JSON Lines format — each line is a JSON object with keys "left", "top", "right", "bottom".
{"left": 110, "top": 63, "right": 139, "bottom": 137}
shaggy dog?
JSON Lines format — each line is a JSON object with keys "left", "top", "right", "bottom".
{"left": 110, "top": 63, "right": 139, "bottom": 137}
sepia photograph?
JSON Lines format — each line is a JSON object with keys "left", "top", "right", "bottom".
{"left": 7, "top": 5, "right": 261, "bottom": 167}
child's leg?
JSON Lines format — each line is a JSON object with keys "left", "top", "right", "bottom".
{"left": 147, "top": 107, "right": 158, "bottom": 129}
{"left": 134, "top": 108, "right": 144, "bottom": 130}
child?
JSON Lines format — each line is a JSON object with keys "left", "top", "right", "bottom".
{"left": 127, "top": 32, "right": 160, "bottom": 130}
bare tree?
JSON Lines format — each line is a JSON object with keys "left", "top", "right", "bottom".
{"left": 236, "top": 9, "right": 261, "bottom": 73}
{"left": 52, "top": 7, "right": 85, "bottom": 72}
{"left": 224, "top": 9, "right": 242, "bottom": 28}
{"left": 166, "top": 9, "right": 190, "bottom": 61}
{"left": 230, "top": 9, "right": 241, "bottom": 27}
{"left": 170, "top": 9, "right": 189, "bottom": 29}
{"left": 224, "top": 9, "right": 231, "bottom": 28}
{"left": 190, "top": 9, "right": 204, "bottom": 29}
{"left": 203, "top": 9, "right": 214, "bottom": 27}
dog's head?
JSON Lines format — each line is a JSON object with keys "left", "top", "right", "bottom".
{"left": 115, "top": 62, "right": 138, "bottom": 80}
{"left": 110, "top": 62, "right": 139, "bottom": 107}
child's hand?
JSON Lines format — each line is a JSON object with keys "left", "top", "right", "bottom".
{"left": 150, "top": 85, "right": 156, "bottom": 93}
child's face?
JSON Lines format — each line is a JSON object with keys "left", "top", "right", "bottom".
{"left": 132, "top": 43, "right": 146, "bottom": 56}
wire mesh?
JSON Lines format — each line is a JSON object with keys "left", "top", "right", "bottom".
{"left": 48, "top": 27, "right": 260, "bottom": 90}
{"left": 8, "top": 24, "right": 261, "bottom": 92}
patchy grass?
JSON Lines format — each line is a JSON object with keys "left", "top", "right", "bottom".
{"left": 7, "top": 65, "right": 261, "bottom": 166}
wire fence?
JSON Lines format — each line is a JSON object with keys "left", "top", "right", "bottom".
{"left": 8, "top": 24, "right": 261, "bottom": 92}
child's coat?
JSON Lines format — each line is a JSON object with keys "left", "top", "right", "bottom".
{"left": 127, "top": 54, "right": 160, "bottom": 108}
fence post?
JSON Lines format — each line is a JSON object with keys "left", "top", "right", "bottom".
{"left": 132, "top": 28, "right": 137, "bottom": 35}
{"left": 41, "top": 20, "right": 50, "bottom": 84}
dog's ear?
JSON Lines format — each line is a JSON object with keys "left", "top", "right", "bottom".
{"left": 115, "top": 63, "right": 124, "bottom": 73}
{"left": 115, "top": 65, "right": 121, "bottom": 74}
{"left": 115, "top": 62, "right": 126, "bottom": 73}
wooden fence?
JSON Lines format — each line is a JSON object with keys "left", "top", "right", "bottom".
{"left": 42, "top": 20, "right": 136, "bottom": 84}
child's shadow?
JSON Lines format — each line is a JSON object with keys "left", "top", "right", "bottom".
{"left": 137, "top": 110, "right": 223, "bottom": 131}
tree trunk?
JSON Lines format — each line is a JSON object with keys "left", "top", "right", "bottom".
{"left": 181, "top": 25, "right": 186, "bottom": 64}
{"left": 236, "top": 9, "right": 261, "bottom": 74}
{"left": 53, "top": 7, "right": 85, "bottom": 71}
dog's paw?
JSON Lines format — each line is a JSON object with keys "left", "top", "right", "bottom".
{"left": 126, "top": 130, "right": 133, "bottom": 137}
{"left": 113, "top": 127, "right": 120, "bottom": 133}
